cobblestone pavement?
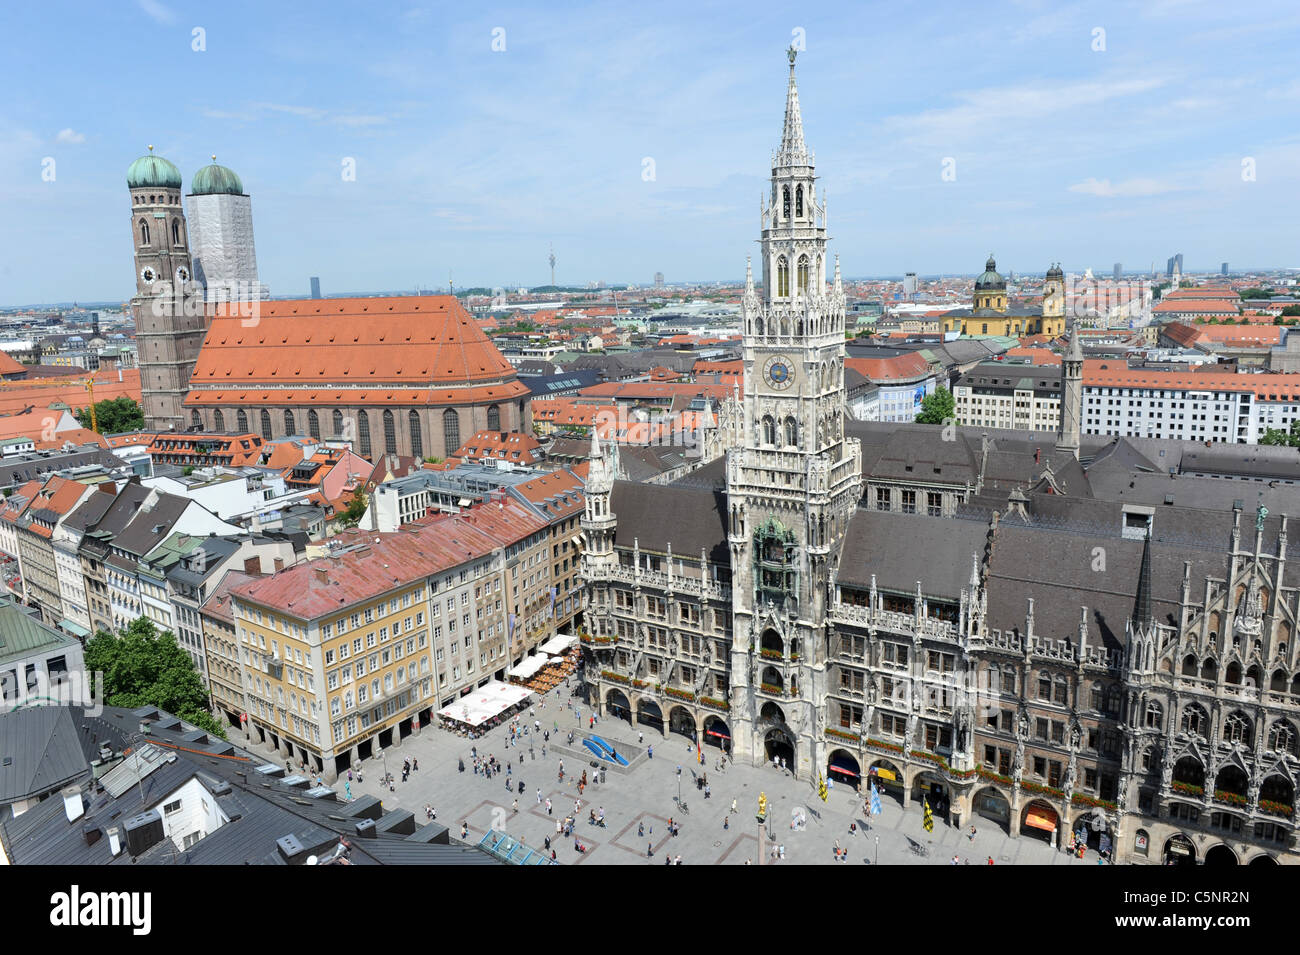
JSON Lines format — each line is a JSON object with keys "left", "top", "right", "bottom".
{"left": 231, "top": 684, "right": 1098, "bottom": 866}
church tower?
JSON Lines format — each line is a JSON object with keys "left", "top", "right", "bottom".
{"left": 128, "top": 148, "right": 207, "bottom": 432}
{"left": 725, "top": 49, "right": 862, "bottom": 779}
{"left": 1057, "top": 326, "right": 1083, "bottom": 457}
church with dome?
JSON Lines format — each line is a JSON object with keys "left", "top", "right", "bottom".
{"left": 940, "top": 256, "right": 1067, "bottom": 338}
{"left": 125, "top": 150, "right": 528, "bottom": 447}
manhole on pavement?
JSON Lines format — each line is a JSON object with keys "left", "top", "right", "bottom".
{"left": 713, "top": 841, "right": 722, "bottom": 847}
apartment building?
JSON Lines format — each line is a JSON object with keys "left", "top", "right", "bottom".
{"left": 954, "top": 361, "right": 1063, "bottom": 432}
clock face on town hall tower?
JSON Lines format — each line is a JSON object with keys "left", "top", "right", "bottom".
{"left": 763, "top": 355, "right": 795, "bottom": 390}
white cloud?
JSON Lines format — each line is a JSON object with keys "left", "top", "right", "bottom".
{"left": 136, "top": 0, "right": 175, "bottom": 25}
{"left": 54, "top": 128, "right": 85, "bottom": 145}
{"left": 1067, "top": 177, "right": 1177, "bottom": 197}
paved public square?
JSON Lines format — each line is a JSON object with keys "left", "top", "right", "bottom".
{"left": 232, "top": 681, "right": 1098, "bottom": 866}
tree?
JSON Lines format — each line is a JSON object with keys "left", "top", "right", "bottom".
{"left": 340, "top": 490, "right": 368, "bottom": 526}
{"left": 1240, "top": 288, "right": 1274, "bottom": 299}
{"left": 915, "top": 386, "right": 955, "bottom": 425}
{"left": 74, "top": 396, "right": 144, "bottom": 434}
{"left": 1259, "top": 422, "right": 1300, "bottom": 448}
{"left": 85, "top": 618, "right": 226, "bottom": 738}
{"left": 1281, "top": 305, "right": 1300, "bottom": 317}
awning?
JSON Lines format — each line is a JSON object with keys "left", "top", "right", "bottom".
{"left": 57, "top": 618, "right": 91, "bottom": 638}
{"left": 705, "top": 729, "right": 731, "bottom": 740}
{"left": 1024, "top": 807, "right": 1058, "bottom": 833}
{"left": 870, "top": 767, "right": 897, "bottom": 782}
{"left": 437, "top": 679, "right": 533, "bottom": 727}
{"left": 538, "top": 633, "right": 576, "bottom": 655}
{"left": 507, "top": 655, "right": 553, "bottom": 679}
{"left": 829, "top": 764, "right": 859, "bottom": 778}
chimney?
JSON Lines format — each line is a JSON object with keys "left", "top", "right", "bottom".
{"left": 107, "top": 826, "right": 122, "bottom": 856}
{"left": 62, "top": 785, "right": 85, "bottom": 823}
{"left": 273, "top": 557, "right": 285, "bottom": 573}
{"left": 244, "top": 556, "right": 260, "bottom": 575}
{"left": 314, "top": 566, "right": 329, "bottom": 584}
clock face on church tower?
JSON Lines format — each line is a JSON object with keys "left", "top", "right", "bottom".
{"left": 763, "top": 355, "right": 794, "bottom": 390}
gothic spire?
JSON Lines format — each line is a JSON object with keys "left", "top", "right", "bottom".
{"left": 1134, "top": 528, "right": 1153, "bottom": 629}
{"left": 779, "top": 47, "right": 809, "bottom": 165}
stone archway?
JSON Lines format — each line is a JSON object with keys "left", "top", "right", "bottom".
{"left": 605, "top": 688, "right": 631, "bottom": 722}
{"left": 668, "top": 705, "right": 696, "bottom": 741}
{"left": 1163, "top": 833, "right": 1196, "bottom": 865}
{"left": 866, "top": 759, "right": 904, "bottom": 806}
{"left": 827, "top": 749, "right": 861, "bottom": 791}
{"left": 703, "top": 714, "right": 730, "bottom": 751}
{"left": 1020, "top": 800, "right": 1059, "bottom": 844}
{"left": 1204, "top": 844, "right": 1238, "bottom": 866}
{"left": 637, "top": 698, "right": 664, "bottom": 733}
{"left": 912, "top": 770, "right": 949, "bottom": 819}
{"left": 1069, "top": 810, "right": 1110, "bottom": 853}
{"left": 764, "top": 726, "right": 795, "bottom": 767}
{"left": 972, "top": 785, "right": 1011, "bottom": 834}
{"left": 1249, "top": 853, "right": 1279, "bottom": 866}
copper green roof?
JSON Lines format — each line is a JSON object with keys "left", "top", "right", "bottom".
{"left": 0, "top": 597, "right": 78, "bottom": 666}
{"left": 975, "top": 254, "right": 1005, "bottom": 291}
{"left": 189, "top": 162, "right": 245, "bottom": 196}
{"left": 127, "top": 152, "right": 182, "bottom": 189}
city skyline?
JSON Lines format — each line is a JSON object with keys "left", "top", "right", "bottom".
{"left": 3, "top": 0, "right": 1299, "bottom": 304}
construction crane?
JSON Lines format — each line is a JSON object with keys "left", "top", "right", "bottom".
{"left": 0, "top": 369, "right": 118, "bottom": 434}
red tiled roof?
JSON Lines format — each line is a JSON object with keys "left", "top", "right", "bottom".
{"left": 1083, "top": 360, "right": 1300, "bottom": 400}
{"left": 232, "top": 500, "right": 547, "bottom": 619}
{"left": 454, "top": 430, "right": 542, "bottom": 464}
{"left": 845, "top": 352, "right": 933, "bottom": 383}
{"left": 186, "top": 295, "right": 528, "bottom": 407}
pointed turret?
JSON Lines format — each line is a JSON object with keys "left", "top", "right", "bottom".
{"left": 1134, "top": 529, "right": 1153, "bottom": 630}
{"left": 778, "top": 46, "right": 808, "bottom": 166}
{"left": 833, "top": 254, "right": 843, "bottom": 297}
{"left": 1057, "top": 326, "right": 1083, "bottom": 458}
{"left": 745, "top": 256, "right": 754, "bottom": 296}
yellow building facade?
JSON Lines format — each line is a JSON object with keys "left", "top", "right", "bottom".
{"left": 941, "top": 256, "right": 1066, "bottom": 338}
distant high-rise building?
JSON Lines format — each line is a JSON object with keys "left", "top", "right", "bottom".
{"left": 1114, "top": 262, "right": 1122, "bottom": 281}
{"left": 549, "top": 244, "right": 556, "bottom": 288}
{"left": 186, "top": 157, "right": 269, "bottom": 303}
{"left": 903, "top": 272, "right": 917, "bottom": 296}
{"left": 654, "top": 271, "right": 665, "bottom": 287}
{"left": 1166, "top": 253, "right": 1183, "bottom": 278}
{"left": 310, "top": 277, "right": 321, "bottom": 299}
{"left": 1222, "top": 262, "right": 1229, "bottom": 276}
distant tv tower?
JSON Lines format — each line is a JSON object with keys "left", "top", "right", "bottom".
{"left": 549, "top": 244, "right": 556, "bottom": 288}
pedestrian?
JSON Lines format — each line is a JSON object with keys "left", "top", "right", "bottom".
{"left": 638, "top": 730, "right": 644, "bottom": 743}
{"left": 987, "top": 856, "right": 994, "bottom": 865}
{"left": 638, "top": 822, "right": 644, "bottom": 838}
{"left": 704, "top": 784, "right": 711, "bottom": 799}
{"left": 647, "top": 842, "right": 653, "bottom": 857}
{"left": 347, "top": 769, "right": 353, "bottom": 782}
{"left": 546, "top": 798, "right": 552, "bottom": 815}
{"left": 461, "top": 822, "right": 468, "bottom": 839}
{"left": 731, "top": 798, "right": 737, "bottom": 815}
{"left": 512, "top": 799, "right": 518, "bottom": 814}
{"left": 537, "top": 788, "right": 543, "bottom": 804}
{"left": 968, "top": 825, "right": 977, "bottom": 841}
{"left": 647, "top": 745, "right": 653, "bottom": 759}
{"left": 951, "top": 855, "right": 960, "bottom": 866}
{"left": 413, "top": 759, "right": 418, "bottom": 772}
{"left": 723, "top": 816, "right": 729, "bottom": 830}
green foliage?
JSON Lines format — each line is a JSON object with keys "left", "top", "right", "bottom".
{"left": 915, "top": 386, "right": 955, "bottom": 425}
{"left": 1178, "top": 280, "right": 1194, "bottom": 289}
{"left": 74, "top": 396, "right": 144, "bottom": 434}
{"left": 422, "top": 456, "right": 443, "bottom": 464}
{"left": 340, "top": 490, "right": 368, "bottom": 526}
{"left": 1281, "top": 305, "right": 1300, "bottom": 317}
{"left": 1240, "top": 288, "right": 1274, "bottom": 299}
{"left": 85, "top": 618, "right": 226, "bottom": 738}
{"left": 182, "top": 466, "right": 195, "bottom": 476}
{"left": 1260, "top": 422, "right": 1300, "bottom": 448}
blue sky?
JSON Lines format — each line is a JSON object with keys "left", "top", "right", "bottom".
{"left": 2, "top": 0, "right": 1298, "bottom": 304}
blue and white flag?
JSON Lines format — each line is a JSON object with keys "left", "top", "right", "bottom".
{"left": 869, "top": 781, "right": 882, "bottom": 817}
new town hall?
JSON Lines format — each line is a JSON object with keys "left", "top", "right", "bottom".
{"left": 580, "top": 52, "right": 1300, "bottom": 866}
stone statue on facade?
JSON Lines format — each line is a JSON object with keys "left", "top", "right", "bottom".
{"left": 956, "top": 706, "right": 972, "bottom": 753}
{"left": 1012, "top": 739, "right": 1024, "bottom": 778}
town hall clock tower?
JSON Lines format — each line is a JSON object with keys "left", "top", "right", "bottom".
{"left": 725, "top": 49, "right": 862, "bottom": 778}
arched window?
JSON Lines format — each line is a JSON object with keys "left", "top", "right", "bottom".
{"left": 409, "top": 410, "right": 424, "bottom": 459}
{"left": 358, "top": 412, "right": 372, "bottom": 456}
{"left": 762, "top": 415, "right": 776, "bottom": 445}
{"left": 282, "top": 410, "right": 295, "bottom": 435}
{"left": 1144, "top": 701, "right": 1163, "bottom": 730}
{"left": 782, "top": 185, "right": 790, "bottom": 219}
{"left": 308, "top": 410, "right": 320, "bottom": 440}
{"left": 383, "top": 409, "right": 396, "bottom": 454}
{"left": 213, "top": 409, "right": 225, "bottom": 431}
{"left": 795, "top": 184, "right": 804, "bottom": 218}
{"left": 171, "top": 219, "right": 181, "bottom": 245}
{"left": 332, "top": 409, "right": 344, "bottom": 437}
{"left": 797, "top": 255, "right": 809, "bottom": 295}
{"left": 260, "top": 410, "right": 272, "bottom": 440}
{"left": 191, "top": 410, "right": 201, "bottom": 429}
{"left": 139, "top": 219, "right": 150, "bottom": 245}
{"left": 1268, "top": 720, "right": 1298, "bottom": 755}
{"left": 236, "top": 409, "right": 248, "bottom": 432}
{"left": 1001, "top": 666, "right": 1016, "bottom": 695}
{"left": 784, "top": 416, "right": 797, "bottom": 446}
{"left": 1181, "top": 703, "right": 1207, "bottom": 737}
{"left": 777, "top": 257, "right": 789, "bottom": 298}
{"left": 443, "top": 408, "right": 460, "bottom": 455}
{"left": 487, "top": 404, "right": 500, "bottom": 432}
{"left": 1224, "top": 711, "right": 1252, "bottom": 746}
